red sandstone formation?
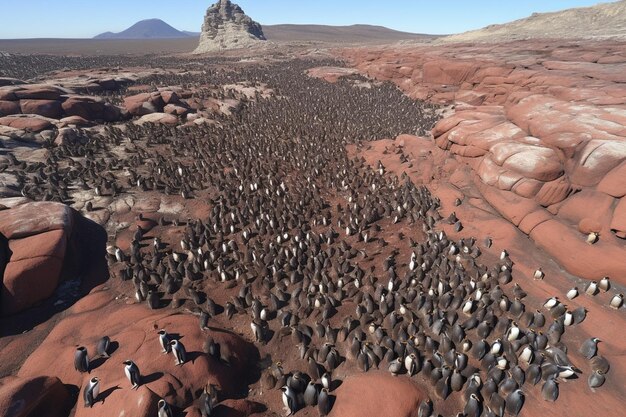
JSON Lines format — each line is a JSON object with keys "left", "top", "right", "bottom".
{"left": 338, "top": 40, "right": 626, "bottom": 283}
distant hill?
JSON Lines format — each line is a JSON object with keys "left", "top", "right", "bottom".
{"left": 441, "top": 0, "right": 626, "bottom": 43}
{"left": 94, "top": 19, "right": 194, "bottom": 39}
{"left": 93, "top": 19, "right": 435, "bottom": 43}
{"left": 262, "top": 24, "right": 437, "bottom": 43}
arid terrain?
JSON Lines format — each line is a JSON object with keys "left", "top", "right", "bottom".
{"left": 1, "top": 1, "right": 625, "bottom": 417}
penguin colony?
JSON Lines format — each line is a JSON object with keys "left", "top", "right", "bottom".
{"left": 3, "top": 57, "right": 622, "bottom": 416}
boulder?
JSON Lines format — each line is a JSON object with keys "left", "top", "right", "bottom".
{"left": 0, "top": 201, "right": 73, "bottom": 240}
{"left": 160, "top": 90, "right": 181, "bottom": 105}
{"left": 123, "top": 92, "right": 164, "bottom": 116}
{"left": 18, "top": 291, "right": 259, "bottom": 417}
{"left": 0, "top": 115, "right": 54, "bottom": 132}
{"left": 164, "top": 104, "right": 189, "bottom": 116}
{"left": 0, "top": 376, "right": 69, "bottom": 417}
{"left": 0, "top": 100, "right": 20, "bottom": 116}
{"left": 136, "top": 112, "right": 178, "bottom": 126}
{"left": 329, "top": 372, "right": 426, "bottom": 417}
{"left": 19, "top": 99, "right": 62, "bottom": 119}
{"left": 13, "top": 85, "right": 65, "bottom": 100}
{"left": 194, "top": 0, "right": 266, "bottom": 53}
{"left": 0, "top": 202, "right": 75, "bottom": 315}
{"left": 61, "top": 96, "right": 122, "bottom": 122}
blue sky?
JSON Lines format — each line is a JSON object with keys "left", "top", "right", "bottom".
{"left": 0, "top": 0, "right": 619, "bottom": 38}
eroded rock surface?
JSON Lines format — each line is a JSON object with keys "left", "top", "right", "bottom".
{"left": 340, "top": 40, "right": 626, "bottom": 282}
{"left": 194, "top": 0, "right": 265, "bottom": 53}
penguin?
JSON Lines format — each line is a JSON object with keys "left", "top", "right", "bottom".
{"left": 566, "top": 287, "right": 578, "bottom": 300}
{"left": 158, "top": 329, "right": 171, "bottom": 353}
{"left": 318, "top": 387, "right": 331, "bottom": 416}
{"left": 586, "top": 232, "right": 599, "bottom": 244}
{"left": 590, "top": 356, "right": 610, "bottom": 374}
{"left": 304, "top": 380, "right": 318, "bottom": 406}
{"left": 95, "top": 336, "right": 111, "bottom": 358}
{"left": 418, "top": 398, "right": 433, "bottom": 417}
{"left": 533, "top": 269, "right": 544, "bottom": 280}
{"left": 83, "top": 376, "right": 100, "bottom": 408}
{"left": 388, "top": 357, "right": 403, "bottom": 375}
{"left": 158, "top": 399, "right": 174, "bottom": 417}
{"left": 588, "top": 369, "right": 606, "bottom": 389}
{"left": 321, "top": 372, "right": 331, "bottom": 390}
{"left": 579, "top": 338, "right": 600, "bottom": 359}
{"left": 74, "top": 346, "right": 90, "bottom": 373}
{"left": 505, "top": 389, "right": 524, "bottom": 416}
{"left": 404, "top": 353, "right": 418, "bottom": 376}
{"left": 147, "top": 290, "right": 160, "bottom": 309}
{"left": 464, "top": 393, "right": 481, "bottom": 417}
{"left": 123, "top": 360, "right": 141, "bottom": 389}
{"left": 598, "top": 276, "right": 610, "bottom": 292}
{"left": 281, "top": 385, "right": 298, "bottom": 416}
{"left": 170, "top": 339, "right": 187, "bottom": 365}
{"left": 585, "top": 281, "right": 598, "bottom": 295}
{"left": 199, "top": 384, "right": 215, "bottom": 417}
{"left": 609, "top": 293, "right": 623, "bottom": 309}
{"left": 541, "top": 377, "right": 558, "bottom": 402}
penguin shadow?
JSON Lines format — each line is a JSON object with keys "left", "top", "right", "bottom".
{"left": 186, "top": 350, "right": 205, "bottom": 364}
{"left": 142, "top": 371, "right": 164, "bottom": 384}
{"left": 262, "top": 328, "right": 276, "bottom": 345}
{"left": 212, "top": 402, "right": 266, "bottom": 417}
{"left": 329, "top": 379, "right": 342, "bottom": 392}
{"left": 89, "top": 341, "right": 120, "bottom": 370}
{"left": 99, "top": 385, "right": 121, "bottom": 403}
{"left": 62, "top": 384, "right": 80, "bottom": 414}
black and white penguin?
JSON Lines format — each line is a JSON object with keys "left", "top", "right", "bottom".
{"left": 170, "top": 339, "right": 187, "bottom": 365}
{"left": 158, "top": 329, "right": 171, "bottom": 353}
{"left": 95, "top": 336, "right": 111, "bottom": 359}
{"left": 157, "top": 399, "right": 173, "bottom": 417}
{"left": 74, "top": 346, "right": 90, "bottom": 373}
{"left": 579, "top": 337, "right": 600, "bottom": 359}
{"left": 281, "top": 385, "right": 298, "bottom": 416}
{"left": 123, "top": 360, "right": 141, "bottom": 389}
{"left": 303, "top": 380, "right": 318, "bottom": 406}
{"left": 83, "top": 376, "right": 100, "bottom": 408}
{"left": 318, "top": 387, "right": 331, "bottom": 416}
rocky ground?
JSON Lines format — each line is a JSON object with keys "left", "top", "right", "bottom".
{"left": 0, "top": 38, "right": 625, "bottom": 417}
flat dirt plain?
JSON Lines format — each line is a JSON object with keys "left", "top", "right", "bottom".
{"left": 0, "top": 30, "right": 625, "bottom": 417}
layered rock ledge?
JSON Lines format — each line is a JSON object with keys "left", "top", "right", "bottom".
{"left": 339, "top": 40, "right": 626, "bottom": 282}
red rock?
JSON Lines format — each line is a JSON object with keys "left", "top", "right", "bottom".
{"left": 0, "top": 115, "right": 54, "bottom": 132}
{"left": 531, "top": 219, "right": 626, "bottom": 280}
{"left": 19, "top": 99, "right": 62, "bottom": 119}
{"left": 579, "top": 217, "right": 602, "bottom": 234}
{"left": 2, "top": 230, "right": 67, "bottom": 315}
{"left": 136, "top": 112, "right": 178, "bottom": 126}
{"left": 329, "top": 371, "right": 426, "bottom": 417}
{"left": 0, "top": 202, "right": 74, "bottom": 239}
{"left": 59, "top": 115, "right": 94, "bottom": 127}
{"left": 124, "top": 92, "right": 164, "bottom": 116}
{"left": 422, "top": 59, "right": 481, "bottom": 85}
{"left": 164, "top": 104, "right": 189, "bottom": 116}
{"left": 557, "top": 189, "right": 615, "bottom": 229}
{"left": 0, "top": 375, "right": 69, "bottom": 417}
{"left": 610, "top": 197, "right": 626, "bottom": 239}
{"left": 0, "top": 100, "right": 20, "bottom": 116}
{"left": 534, "top": 176, "right": 571, "bottom": 206}
{"left": 61, "top": 96, "right": 122, "bottom": 122}
{"left": 160, "top": 90, "right": 181, "bottom": 105}
{"left": 18, "top": 291, "right": 259, "bottom": 416}
{"left": 14, "top": 85, "right": 64, "bottom": 100}
{"left": 597, "top": 161, "right": 626, "bottom": 197}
